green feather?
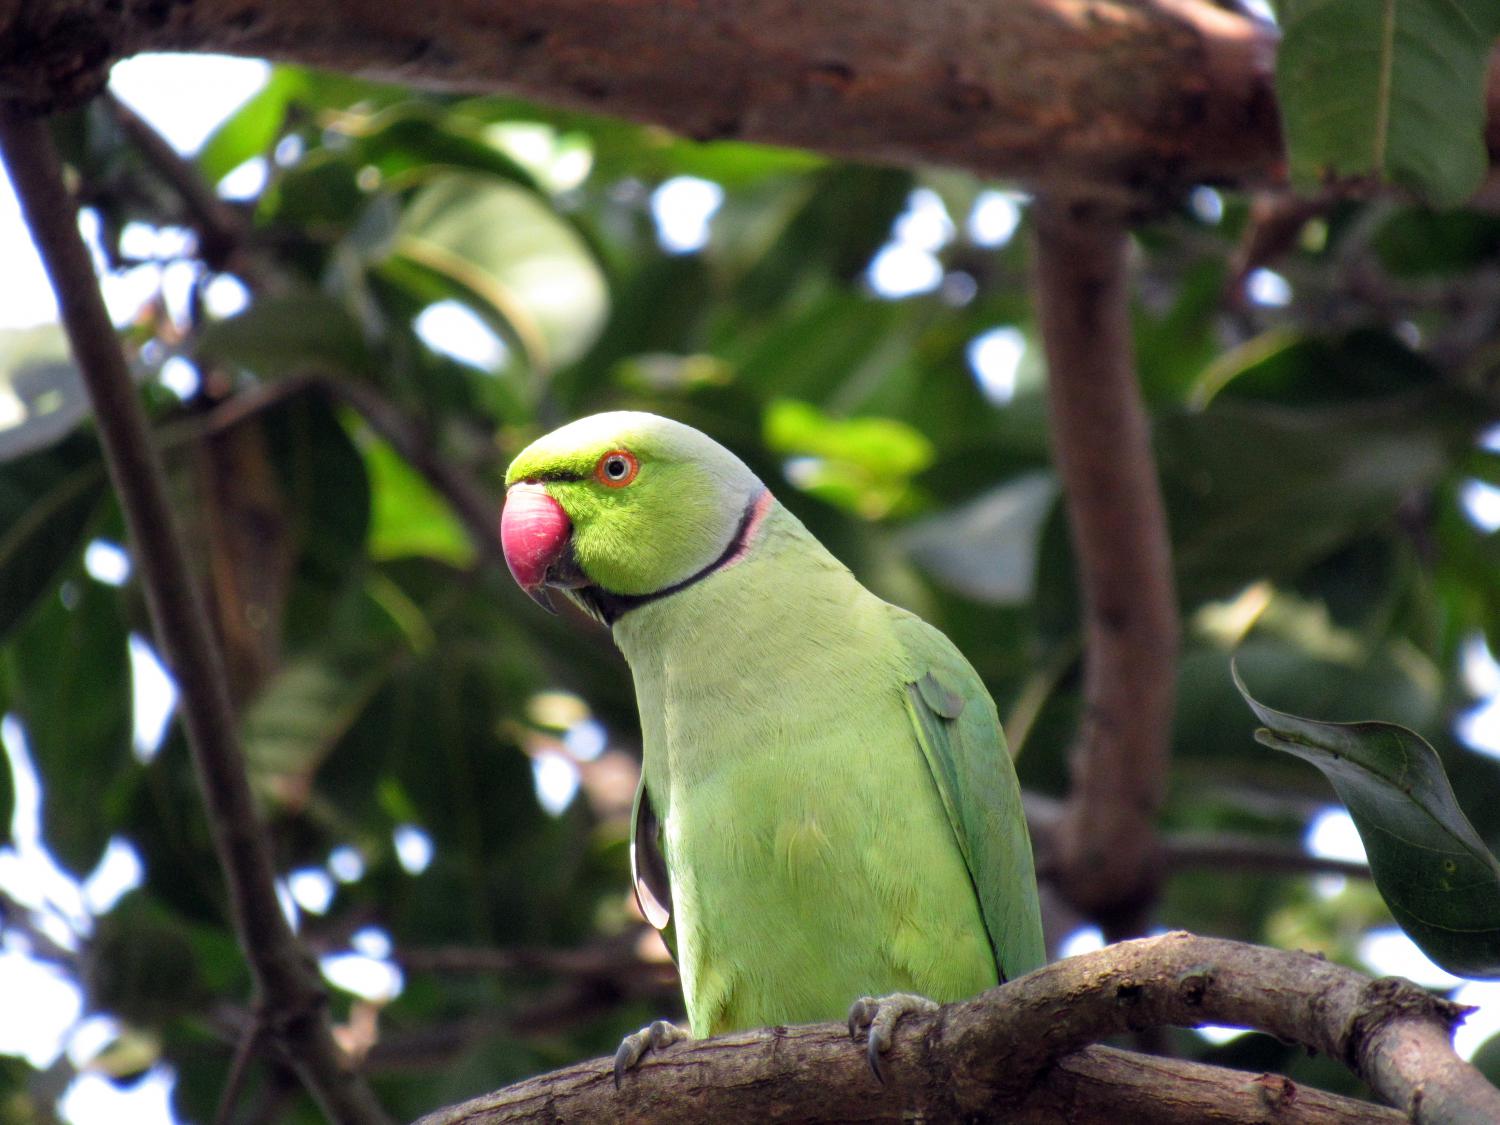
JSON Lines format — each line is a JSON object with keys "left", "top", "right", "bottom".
{"left": 897, "top": 615, "right": 1047, "bottom": 981}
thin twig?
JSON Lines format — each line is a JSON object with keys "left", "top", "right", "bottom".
{"left": 1025, "top": 794, "right": 1373, "bottom": 883}
{"left": 0, "top": 108, "right": 389, "bottom": 1124}
{"left": 397, "top": 933, "right": 672, "bottom": 979}
{"left": 214, "top": 1017, "right": 265, "bottom": 1125}
{"left": 104, "top": 92, "right": 256, "bottom": 277}
{"left": 1031, "top": 197, "right": 1180, "bottom": 934}
{"left": 1164, "top": 832, "right": 1371, "bottom": 880}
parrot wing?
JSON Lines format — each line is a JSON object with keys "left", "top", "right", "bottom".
{"left": 630, "top": 775, "right": 678, "bottom": 964}
{"left": 895, "top": 613, "right": 1047, "bottom": 982}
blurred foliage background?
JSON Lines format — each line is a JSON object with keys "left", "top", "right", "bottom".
{"left": 2, "top": 60, "right": 1500, "bottom": 1121}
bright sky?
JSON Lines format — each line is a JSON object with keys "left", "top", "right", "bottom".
{"left": 2, "top": 49, "right": 1500, "bottom": 1125}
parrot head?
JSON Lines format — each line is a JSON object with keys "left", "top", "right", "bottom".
{"left": 501, "top": 412, "right": 765, "bottom": 618}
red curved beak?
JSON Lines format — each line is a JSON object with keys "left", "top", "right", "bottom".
{"left": 501, "top": 484, "right": 573, "bottom": 614}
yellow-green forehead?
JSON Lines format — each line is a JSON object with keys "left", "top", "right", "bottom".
{"left": 504, "top": 411, "right": 725, "bottom": 485}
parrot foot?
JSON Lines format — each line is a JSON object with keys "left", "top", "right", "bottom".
{"left": 613, "top": 1019, "right": 690, "bottom": 1088}
{"left": 847, "top": 992, "right": 938, "bottom": 1084}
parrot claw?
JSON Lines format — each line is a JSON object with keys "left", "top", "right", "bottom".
{"left": 612, "top": 1019, "right": 690, "bottom": 1088}
{"left": 846, "top": 993, "right": 939, "bottom": 1084}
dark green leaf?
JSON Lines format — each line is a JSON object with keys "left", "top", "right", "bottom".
{"left": 345, "top": 104, "right": 544, "bottom": 191}
{"left": 1158, "top": 399, "right": 1457, "bottom": 603}
{"left": 0, "top": 431, "right": 105, "bottom": 640}
{"left": 1277, "top": 0, "right": 1499, "bottom": 206}
{"left": 1375, "top": 209, "right": 1500, "bottom": 277}
{"left": 4, "top": 571, "right": 134, "bottom": 874}
{"left": 725, "top": 166, "right": 913, "bottom": 317}
{"left": 242, "top": 633, "right": 405, "bottom": 799}
{"left": 197, "top": 292, "right": 376, "bottom": 377}
{"left": 85, "top": 893, "right": 207, "bottom": 1027}
{"left": 260, "top": 392, "right": 373, "bottom": 647}
{"left": 1234, "top": 661, "right": 1500, "bottom": 978}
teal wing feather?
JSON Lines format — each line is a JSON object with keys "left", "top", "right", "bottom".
{"left": 895, "top": 613, "right": 1046, "bottom": 981}
{"left": 630, "top": 775, "right": 678, "bottom": 963}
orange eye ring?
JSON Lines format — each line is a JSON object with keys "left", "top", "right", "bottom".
{"left": 595, "top": 449, "right": 639, "bottom": 488}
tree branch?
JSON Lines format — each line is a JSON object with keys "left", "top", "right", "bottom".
{"left": 416, "top": 932, "right": 1494, "bottom": 1124}
{"left": 103, "top": 91, "right": 254, "bottom": 275}
{"left": 1027, "top": 794, "right": 1373, "bottom": 884}
{"left": 1031, "top": 198, "right": 1180, "bottom": 931}
{"left": 2, "top": 0, "right": 1285, "bottom": 203}
{"left": 1163, "top": 831, "right": 1371, "bottom": 881}
{"left": 0, "top": 109, "right": 389, "bottom": 1124}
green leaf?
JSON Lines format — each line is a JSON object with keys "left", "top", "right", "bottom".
{"left": 1233, "top": 661, "right": 1500, "bottom": 978}
{"left": 84, "top": 893, "right": 206, "bottom": 1027}
{"left": 197, "top": 292, "right": 376, "bottom": 377}
{"left": 5, "top": 572, "right": 134, "bottom": 874}
{"left": 392, "top": 173, "right": 609, "bottom": 372}
{"left": 1158, "top": 400, "right": 1456, "bottom": 603}
{"left": 1375, "top": 208, "right": 1500, "bottom": 277}
{"left": 197, "top": 67, "right": 397, "bottom": 184}
{"left": 0, "top": 432, "right": 106, "bottom": 641}
{"left": 1277, "top": 0, "right": 1500, "bottom": 206}
{"left": 341, "top": 103, "right": 545, "bottom": 192}
{"left": 197, "top": 68, "right": 308, "bottom": 184}
{"left": 361, "top": 435, "right": 476, "bottom": 568}
{"left": 259, "top": 392, "right": 373, "bottom": 645}
{"left": 764, "top": 398, "right": 934, "bottom": 518}
{"left": 242, "top": 629, "right": 405, "bottom": 798}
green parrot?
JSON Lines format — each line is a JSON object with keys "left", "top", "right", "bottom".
{"left": 501, "top": 412, "right": 1045, "bottom": 1080}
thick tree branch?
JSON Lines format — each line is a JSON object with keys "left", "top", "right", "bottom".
{"left": 424, "top": 1042, "right": 1398, "bottom": 1125}
{"left": 1037, "top": 1046, "right": 1402, "bottom": 1125}
{"left": 1032, "top": 198, "right": 1180, "bottom": 929}
{"left": 0, "top": 110, "right": 388, "bottom": 1124}
{"left": 3, "top": 0, "right": 1284, "bottom": 203}
{"left": 416, "top": 932, "right": 1494, "bottom": 1124}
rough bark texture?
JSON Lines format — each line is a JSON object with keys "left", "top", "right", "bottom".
{"left": 1, "top": 0, "right": 1283, "bottom": 203}
{"left": 421, "top": 1040, "right": 1403, "bottom": 1125}
{"left": 419, "top": 933, "right": 1495, "bottom": 1125}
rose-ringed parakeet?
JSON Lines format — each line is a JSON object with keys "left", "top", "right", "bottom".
{"left": 500, "top": 412, "right": 1045, "bottom": 1079}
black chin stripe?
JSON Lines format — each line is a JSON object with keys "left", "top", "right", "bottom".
{"left": 583, "top": 490, "right": 767, "bottom": 625}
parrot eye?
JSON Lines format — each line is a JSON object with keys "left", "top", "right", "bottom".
{"left": 595, "top": 450, "right": 639, "bottom": 488}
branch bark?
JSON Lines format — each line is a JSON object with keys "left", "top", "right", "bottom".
{"left": 3, "top": 0, "right": 1284, "bottom": 203}
{"left": 416, "top": 932, "right": 1496, "bottom": 1125}
{"left": 0, "top": 109, "right": 389, "bottom": 1125}
{"left": 1032, "top": 198, "right": 1180, "bottom": 929}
